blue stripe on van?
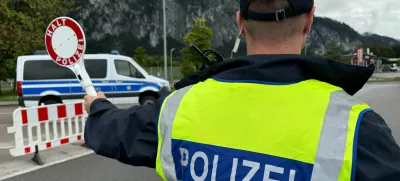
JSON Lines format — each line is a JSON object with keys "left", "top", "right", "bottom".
{"left": 23, "top": 87, "right": 71, "bottom": 95}
{"left": 70, "top": 85, "right": 115, "bottom": 93}
{"left": 21, "top": 80, "right": 162, "bottom": 96}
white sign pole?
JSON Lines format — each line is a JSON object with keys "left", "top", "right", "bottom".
{"left": 45, "top": 17, "right": 97, "bottom": 96}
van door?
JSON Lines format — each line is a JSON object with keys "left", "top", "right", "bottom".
{"left": 111, "top": 58, "right": 147, "bottom": 104}
{"left": 83, "top": 58, "right": 114, "bottom": 102}
{"left": 22, "top": 59, "right": 72, "bottom": 106}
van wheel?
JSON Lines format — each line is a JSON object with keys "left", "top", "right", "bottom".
{"left": 39, "top": 96, "right": 62, "bottom": 106}
{"left": 140, "top": 96, "right": 157, "bottom": 105}
{"left": 43, "top": 100, "right": 59, "bottom": 105}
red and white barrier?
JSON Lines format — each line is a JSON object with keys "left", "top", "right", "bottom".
{"left": 7, "top": 102, "right": 88, "bottom": 159}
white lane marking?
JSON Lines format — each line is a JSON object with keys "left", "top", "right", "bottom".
{"left": 0, "top": 142, "right": 14, "bottom": 150}
{"left": 0, "top": 146, "right": 13, "bottom": 150}
{"left": 0, "top": 150, "right": 94, "bottom": 181}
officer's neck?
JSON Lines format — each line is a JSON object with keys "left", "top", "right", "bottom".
{"left": 246, "top": 41, "right": 303, "bottom": 55}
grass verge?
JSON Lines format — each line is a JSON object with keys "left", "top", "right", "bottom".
{"left": 0, "top": 89, "right": 17, "bottom": 102}
{"left": 369, "top": 77, "right": 400, "bottom": 82}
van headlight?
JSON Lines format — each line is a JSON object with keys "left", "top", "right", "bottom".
{"left": 160, "top": 82, "right": 170, "bottom": 88}
{"left": 163, "top": 82, "right": 171, "bottom": 91}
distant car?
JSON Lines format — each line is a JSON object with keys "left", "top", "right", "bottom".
{"left": 389, "top": 64, "right": 398, "bottom": 72}
{"left": 16, "top": 53, "right": 171, "bottom": 107}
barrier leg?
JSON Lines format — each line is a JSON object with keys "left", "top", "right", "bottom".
{"left": 81, "top": 142, "right": 91, "bottom": 149}
{"left": 31, "top": 145, "right": 43, "bottom": 166}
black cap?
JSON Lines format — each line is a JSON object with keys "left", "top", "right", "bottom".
{"left": 240, "top": 0, "right": 314, "bottom": 21}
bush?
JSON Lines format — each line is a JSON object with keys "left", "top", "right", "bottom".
{"left": 181, "top": 60, "right": 196, "bottom": 76}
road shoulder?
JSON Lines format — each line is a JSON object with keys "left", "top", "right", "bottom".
{"left": 0, "top": 141, "right": 93, "bottom": 181}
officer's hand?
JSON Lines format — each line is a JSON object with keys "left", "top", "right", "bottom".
{"left": 84, "top": 91, "right": 106, "bottom": 114}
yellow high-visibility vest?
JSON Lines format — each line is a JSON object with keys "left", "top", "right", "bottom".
{"left": 156, "top": 78, "right": 371, "bottom": 181}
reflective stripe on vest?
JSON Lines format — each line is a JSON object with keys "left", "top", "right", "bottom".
{"left": 156, "top": 85, "right": 194, "bottom": 181}
{"left": 156, "top": 79, "right": 371, "bottom": 181}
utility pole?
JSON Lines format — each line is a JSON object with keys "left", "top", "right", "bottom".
{"left": 305, "top": 43, "right": 307, "bottom": 55}
{"left": 163, "top": 0, "right": 168, "bottom": 80}
{"left": 170, "top": 48, "right": 175, "bottom": 81}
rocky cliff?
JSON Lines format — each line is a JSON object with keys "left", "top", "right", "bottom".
{"left": 70, "top": 0, "right": 400, "bottom": 57}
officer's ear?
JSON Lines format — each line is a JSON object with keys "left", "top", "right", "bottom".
{"left": 303, "top": 6, "right": 316, "bottom": 34}
{"left": 236, "top": 11, "right": 246, "bottom": 36}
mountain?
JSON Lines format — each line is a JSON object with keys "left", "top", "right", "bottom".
{"left": 362, "top": 32, "right": 400, "bottom": 47}
{"left": 70, "top": 0, "right": 400, "bottom": 57}
{"left": 307, "top": 17, "right": 362, "bottom": 55}
{"left": 308, "top": 17, "right": 400, "bottom": 55}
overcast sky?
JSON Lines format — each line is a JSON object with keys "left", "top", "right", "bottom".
{"left": 314, "top": 0, "right": 400, "bottom": 40}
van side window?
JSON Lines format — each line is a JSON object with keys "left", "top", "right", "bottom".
{"left": 23, "top": 60, "right": 74, "bottom": 80}
{"left": 114, "top": 59, "right": 145, "bottom": 79}
{"left": 84, "top": 59, "right": 107, "bottom": 78}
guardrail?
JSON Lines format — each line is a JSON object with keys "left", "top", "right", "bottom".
{"left": 7, "top": 101, "right": 88, "bottom": 165}
{"left": 0, "top": 83, "right": 13, "bottom": 90}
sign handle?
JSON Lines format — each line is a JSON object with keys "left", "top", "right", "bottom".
{"left": 73, "top": 56, "right": 97, "bottom": 96}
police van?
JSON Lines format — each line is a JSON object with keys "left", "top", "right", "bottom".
{"left": 16, "top": 51, "right": 171, "bottom": 107}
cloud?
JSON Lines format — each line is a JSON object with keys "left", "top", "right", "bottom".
{"left": 314, "top": 0, "right": 400, "bottom": 40}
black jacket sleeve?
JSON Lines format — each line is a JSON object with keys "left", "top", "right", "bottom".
{"left": 356, "top": 110, "right": 400, "bottom": 181}
{"left": 84, "top": 96, "right": 166, "bottom": 168}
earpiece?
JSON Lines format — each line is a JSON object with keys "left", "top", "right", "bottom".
{"left": 231, "top": 26, "right": 243, "bottom": 58}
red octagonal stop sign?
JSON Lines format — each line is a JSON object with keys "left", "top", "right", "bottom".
{"left": 45, "top": 17, "right": 86, "bottom": 67}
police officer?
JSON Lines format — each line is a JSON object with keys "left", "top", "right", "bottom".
{"left": 84, "top": 0, "right": 400, "bottom": 180}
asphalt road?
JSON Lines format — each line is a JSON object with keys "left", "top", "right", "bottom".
{"left": 5, "top": 154, "right": 161, "bottom": 181}
{"left": 0, "top": 105, "right": 19, "bottom": 149}
{"left": 0, "top": 105, "right": 16, "bottom": 125}
{"left": 2, "top": 82, "right": 400, "bottom": 181}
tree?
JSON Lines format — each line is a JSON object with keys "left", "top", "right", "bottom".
{"left": 323, "top": 39, "right": 346, "bottom": 63}
{"left": 362, "top": 44, "right": 397, "bottom": 58}
{"left": 391, "top": 45, "right": 400, "bottom": 58}
{"left": 304, "top": 47, "right": 316, "bottom": 56}
{"left": 133, "top": 46, "right": 147, "bottom": 66}
{"left": 181, "top": 60, "right": 196, "bottom": 77}
{"left": 0, "top": 0, "right": 76, "bottom": 92}
{"left": 180, "top": 18, "right": 213, "bottom": 76}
